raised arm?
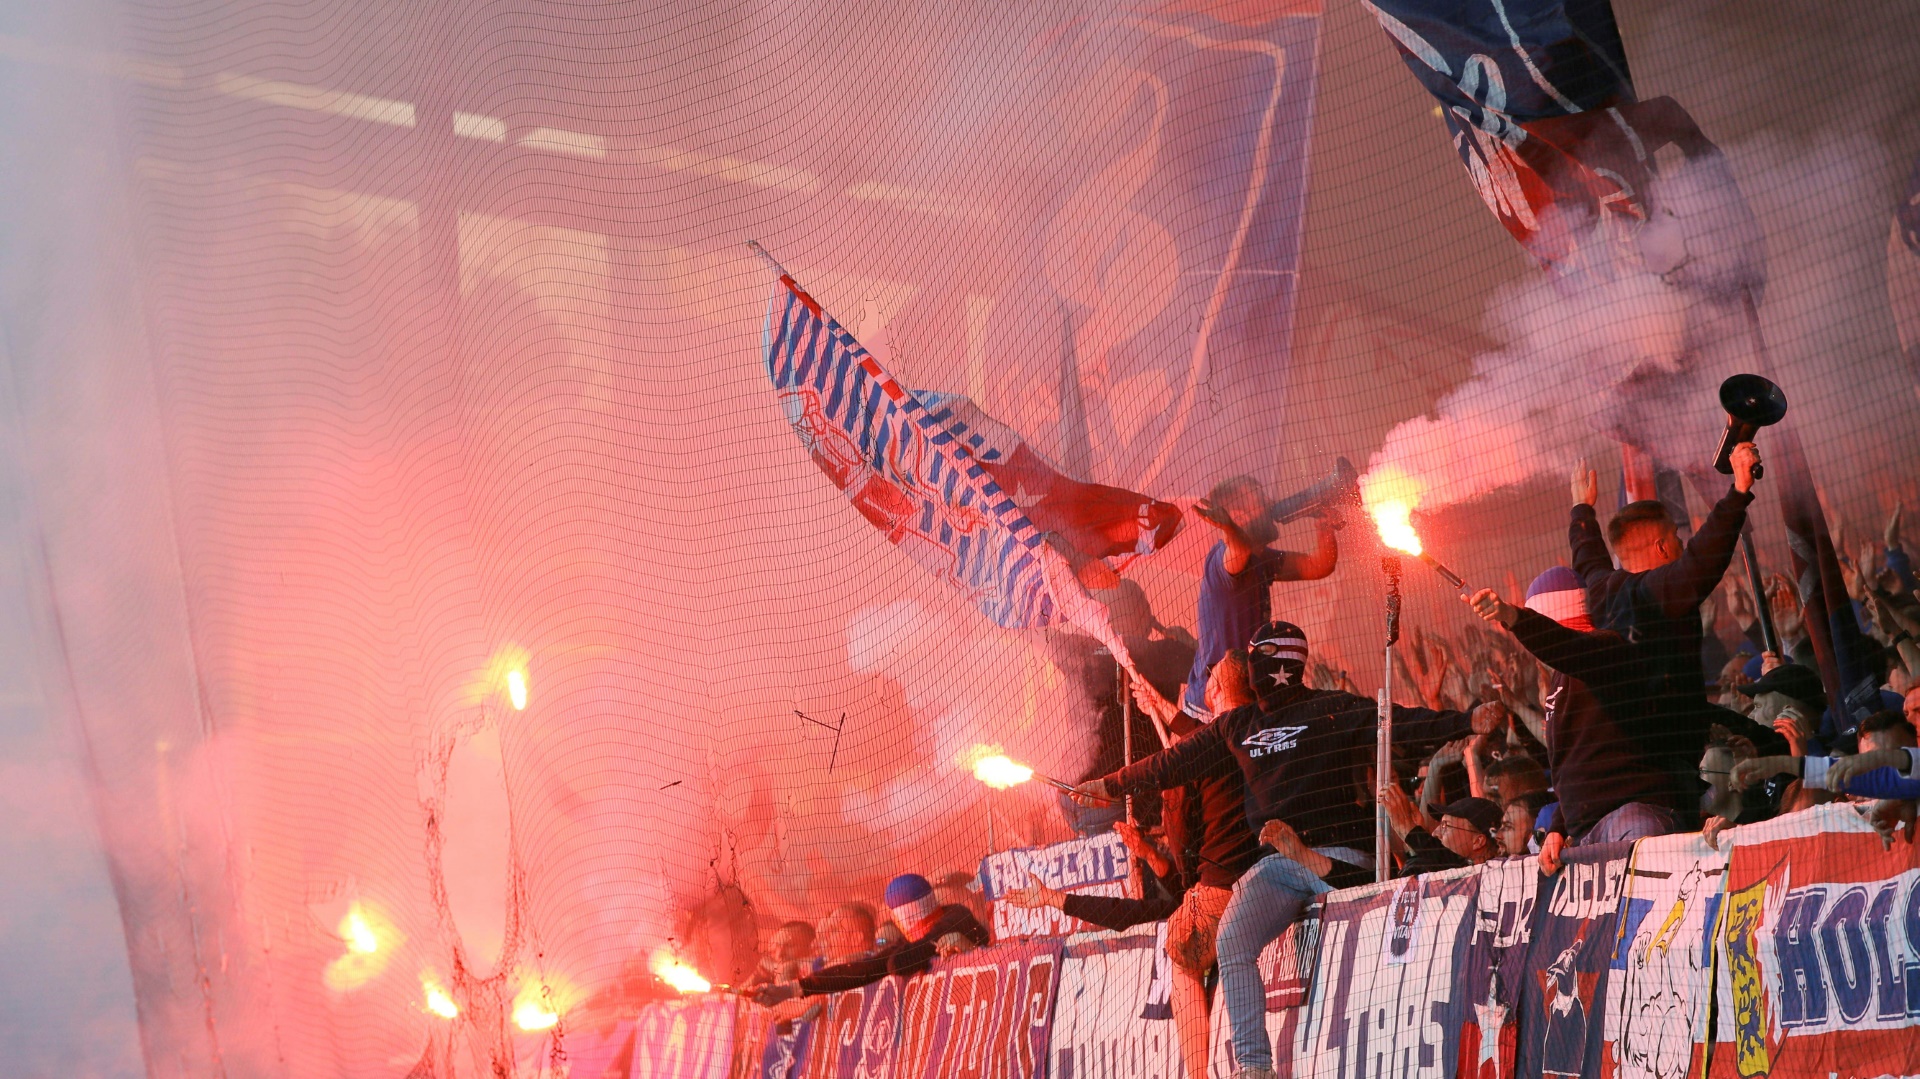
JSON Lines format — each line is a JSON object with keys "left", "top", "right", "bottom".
{"left": 1568, "top": 462, "right": 1614, "bottom": 590}
{"left": 1635, "top": 445, "right": 1758, "bottom": 618}
{"left": 1382, "top": 699, "right": 1497, "bottom": 754}
{"left": 1194, "top": 498, "right": 1262, "bottom": 576}
{"left": 1273, "top": 518, "right": 1339, "bottom": 581}
{"left": 1642, "top": 484, "right": 1755, "bottom": 618}
{"left": 1507, "top": 607, "right": 1633, "bottom": 684}
{"left": 1102, "top": 719, "right": 1234, "bottom": 795}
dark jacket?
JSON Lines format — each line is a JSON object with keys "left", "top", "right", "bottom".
{"left": 1060, "top": 864, "right": 1184, "bottom": 932}
{"left": 1103, "top": 686, "right": 1476, "bottom": 856}
{"left": 1161, "top": 714, "right": 1266, "bottom": 890}
{"left": 1569, "top": 487, "right": 1752, "bottom": 716}
{"left": 1508, "top": 609, "right": 1695, "bottom": 838}
{"left": 795, "top": 905, "right": 990, "bottom": 995}
{"left": 1398, "top": 826, "right": 1470, "bottom": 877}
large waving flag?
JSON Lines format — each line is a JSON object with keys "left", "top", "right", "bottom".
{"left": 912, "top": 391, "right": 1183, "bottom": 570}
{"left": 752, "top": 243, "right": 1139, "bottom": 659}
{"left": 1363, "top": 0, "right": 1742, "bottom": 276}
{"left": 1365, "top": 1, "right": 1874, "bottom": 727}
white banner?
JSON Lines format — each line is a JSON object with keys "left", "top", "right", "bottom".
{"left": 1602, "top": 833, "right": 1726, "bottom": 1079}
{"left": 1051, "top": 926, "right": 1183, "bottom": 1079}
{"left": 980, "top": 832, "right": 1136, "bottom": 938}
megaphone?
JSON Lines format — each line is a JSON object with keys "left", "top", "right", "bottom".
{"left": 1714, "top": 374, "right": 1787, "bottom": 479}
{"left": 1268, "top": 457, "right": 1360, "bottom": 524}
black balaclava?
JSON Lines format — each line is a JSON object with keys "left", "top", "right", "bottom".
{"left": 1247, "top": 620, "right": 1310, "bottom": 711}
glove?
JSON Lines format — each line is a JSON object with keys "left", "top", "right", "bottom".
{"left": 752, "top": 982, "right": 801, "bottom": 1008}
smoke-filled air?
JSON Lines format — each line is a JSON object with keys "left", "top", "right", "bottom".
{"left": 0, "top": 0, "right": 1917, "bottom": 1076}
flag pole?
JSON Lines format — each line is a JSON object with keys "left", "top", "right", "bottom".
{"left": 1377, "top": 554, "right": 1402, "bottom": 884}
{"left": 1119, "top": 663, "right": 1134, "bottom": 825}
{"left": 745, "top": 239, "right": 788, "bottom": 278}
{"left": 1737, "top": 286, "right": 1871, "bottom": 719}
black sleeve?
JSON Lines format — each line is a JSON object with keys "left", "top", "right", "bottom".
{"left": 1508, "top": 608, "right": 1631, "bottom": 683}
{"left": 799, "top": 946, "right": 918, "bottom": 994}
{"left": 1640, "top": 488, "right": 1753, "bottom": 619}
{"left": 1384, "top": 701, "right": 1476, "bottom": 752}
{"left": 1403, "top": 826, "right": 1447, "bottom": 857}
{"left": 797, "top": 907, "right": 990, "bottom": 994}
{"left": 1060, "top": 891, "right": 1183, "bottom": 931}
{"left": 1110, "top": 718, "right": 1234, "bottom": 793}
{"left": 1569, "top": 505, "right": 1614, "bottom": 591}
{"left": 1399, "top": 826, "right": 1469, "bottom": 874}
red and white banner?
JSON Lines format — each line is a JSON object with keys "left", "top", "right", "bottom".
{"left": 1708, "top": 804, "right": 1920, "bottom": 1079}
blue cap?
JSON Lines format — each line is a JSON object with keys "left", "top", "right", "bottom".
{"left": 883, "top": 874, "right": 933, "bottom": 908}
{"left": 1525, "top": 566, "right": 1581, "bottom": 601}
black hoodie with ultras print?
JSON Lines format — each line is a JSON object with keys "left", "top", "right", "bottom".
{"left": 1100, "top": 685, "right": 1478, "bottom": 883}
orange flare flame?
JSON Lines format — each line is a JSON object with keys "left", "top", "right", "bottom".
{"left": 423, "top": 976, "right": 460, "bottom": 1019}
{"left": 1370, "top": 500, "right": 1423, "bottom": 556}
{"left": 651, "top": 951, "right": 711, "bottom": 994}
{"left": 512, "top": 993, "right": 559, "bottom": 1031}
{"left": 972, "top": 754, "right": 1034, "bottom": 790}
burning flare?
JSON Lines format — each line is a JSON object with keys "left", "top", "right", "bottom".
{"left": 506, "top": 669, "right": 528, "bottom": 711}
{"left": 342, "top": 905, "right": 380, "bottom": 954}
{"left": 422, "top": 976, "right": 460, "bottom": 1019}
{"left": 1370, "top": 500, "right": 1423, "bottom": 556}
{"left": 972, "top": 754, "right": 1034, "bottom": 790}
{"left": 512, "top": 986, "right": 560, "bottom": 1031}
{"left": 322, "top": 901, "right": 398, "bottom": 992}
{"left": 651, "top": 951, "right": 711, "bottom": 994}
{"left": 1361, "top": 466, "right": 1425, "bottom": 555}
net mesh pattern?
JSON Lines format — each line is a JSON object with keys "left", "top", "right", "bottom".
{"left": 0, "top": 0, "right": 1916, "bottom": 1075}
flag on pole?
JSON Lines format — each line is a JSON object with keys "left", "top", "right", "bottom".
{"left": 1364, "top": 3, "right": 1874, "bottom": 717}
{"left": 752, "top": 243, "right": 1138, "bottom": 659}
{"left": 911, "top": 391, "right": 1183, "bottom": 569}
{"left": 1362, "top": 0, "right": 1731, "bottom": 272}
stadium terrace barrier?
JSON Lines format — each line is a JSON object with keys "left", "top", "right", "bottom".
{"left": 577, "top": 804, "right": 1920, "bottom": 1079}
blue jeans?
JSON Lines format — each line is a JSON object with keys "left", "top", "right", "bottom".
{"left": 1215, "top": 853, "right": 1332, "bottom": 1070}
{"left": 1577, "top": 801, "right": 1678, "bottom": 846}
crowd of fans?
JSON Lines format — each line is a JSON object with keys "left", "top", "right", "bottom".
{"left": 727, "top": 441, "right": 1920, "bottom": 1079}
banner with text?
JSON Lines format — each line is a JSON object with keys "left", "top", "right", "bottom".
{"left": 1516, "top": 842, "right": 1633, "bottom": 1079}
{"left": 1708, "top": 804, "right": 1920, "bottom": 1079}
{"left": 980, "top": 833, "right": 1135, "bottom": 939}
{"left": 1455, "top": 855, "right": 1541, "bottom": 1079}
{"left": 1052, "top": 927, "right": 1182, "bottom": 1079}
{"left": 570, "top": 995, "right": 740, "bottom": 1079}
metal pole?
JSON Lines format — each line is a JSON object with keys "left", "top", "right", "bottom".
{"left": 1740, "top": 527, "right": 1782, "bottom": 656}
{"left": 1377, "top": 555, "right": 1403, "bottom": 884}
{"left": 1119, "top": 663, "right": 1134, "bottom": 824}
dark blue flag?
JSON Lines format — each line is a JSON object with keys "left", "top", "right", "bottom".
{"left": 1364, "top": 0, "right": 1720, "bottom": 270}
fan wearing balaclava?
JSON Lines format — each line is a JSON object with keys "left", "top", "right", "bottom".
{"left": 1075, "top": 619, "right": 1503, "bottom": 1078}
{"left": 750, "top": 873, "right": 989, "bottom": 1006}
{"left": 1464, "top": 569, "right": 1766, "bottom": 876}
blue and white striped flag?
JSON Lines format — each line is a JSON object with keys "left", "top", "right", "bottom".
{"left": 753, "top": 244, "right": 1129, "bottom": 657}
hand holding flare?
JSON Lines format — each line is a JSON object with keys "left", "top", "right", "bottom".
{"left": 973, "top": 754, "right": 1113, "bottom": 802}
{"left": 1367, "top": 496, "right": 1468, "bottom": 592}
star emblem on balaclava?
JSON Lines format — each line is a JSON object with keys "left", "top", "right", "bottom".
{"left": 1270, "top": 667, "right": 1294, "bottom": 685}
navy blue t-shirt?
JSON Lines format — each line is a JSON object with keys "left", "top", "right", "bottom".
{"left": 1181, "top": 541, "right": 1289, "bottom": 715}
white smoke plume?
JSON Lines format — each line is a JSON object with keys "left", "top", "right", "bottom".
{"left": 1362, "top": 149, "right": 1771, "bottom": 514}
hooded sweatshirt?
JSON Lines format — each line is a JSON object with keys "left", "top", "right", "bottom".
{"left": 1103, "top": 685, "right": 1476, "bottom": 878}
